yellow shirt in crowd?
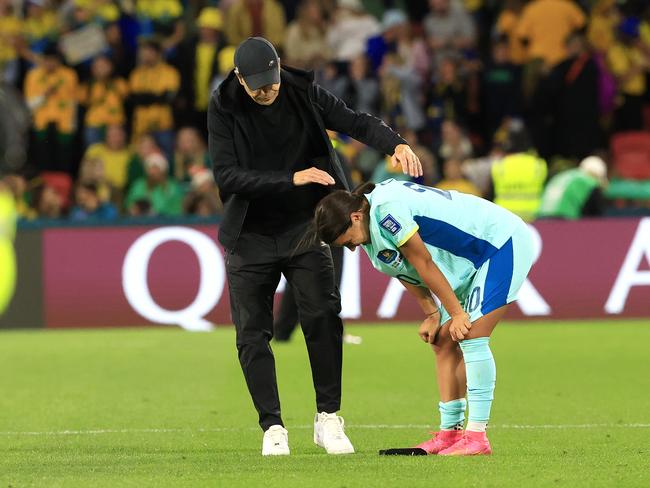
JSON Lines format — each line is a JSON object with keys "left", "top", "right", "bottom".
{"left": 588, "top": 14, "right": 618, "bottom": 53}
{"left": 195, "top": 43, "right": 217, "bottom": 111}
{"left": 226, "top": 0, "right": 286, "bottom": 48}
{"left": 641, "top": 21, "right": 650, "bottom": 50}
{"left": 84, "top": 143, "right": 132, "bottom": 190}
{"left": 496, "top": 10, "right": 526, "bottom": 65}
{"left": 136, "top": 0, "right": 183, "bottom": 20}
{"left": 24, "top": 65, "right": 79, "bottom": 133}
{"left": 516, "top": 0, "right": 586, "bottom": 66}
{"left": 587, "top": 0, "right": 619, "bottom": 53}
{"left": 74, "top": 0, "right": 121, "bottom": 23}
{"left": 23, "top": 9, "right": 58, "bottom": 44}
{"left": 0, "top": 15, "right": 22, "bottom": 63}
{"left": 79, "top": 78, "right": 129, "bottom": 128}
{"left": 129, "top": 62, "right": 180, "bottom": 139}
{"left": 607, "top": 43, "right": 647, "bottom": 96}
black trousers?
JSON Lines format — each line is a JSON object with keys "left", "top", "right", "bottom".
{"left": 274, "top": 246, "right": 344, "bottom": 341}
{"left": 226, "top": 226, "right": 343, "bottom": 431}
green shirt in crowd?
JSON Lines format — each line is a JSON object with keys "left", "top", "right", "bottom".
{"left": 538, "top": 169, "right": 599, "bottom": 220}
{"left": 126, "top": 178, "right": 184, "bottom": 216}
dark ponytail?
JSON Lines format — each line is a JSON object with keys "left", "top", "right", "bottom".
{"left": 294, "top": 182, "right": 375, "bottom": 254}
{"left": 313, "top": 182, "right": 375, "bottom": 245}
{"left": 352, "top": 182, "right": 376, "bottom": 196}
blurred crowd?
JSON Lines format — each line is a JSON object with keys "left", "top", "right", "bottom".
{"left": 0, "top": 0, "right": 649, "bottom": 223}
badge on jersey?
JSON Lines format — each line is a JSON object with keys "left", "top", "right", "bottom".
{"left": 377, "top": 249, "right": 398, "bottom": 264}
{"left": 379, "top": 214, "right": 401, "bottom": 235}
{"left": 377, "top": 249, "right": 404, "bottom": 269}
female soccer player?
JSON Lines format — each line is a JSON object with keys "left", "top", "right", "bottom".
{"left": 312, "top": 178, "right": 535, "bottom": 456}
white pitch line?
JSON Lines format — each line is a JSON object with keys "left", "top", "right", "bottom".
{"left": 1, "top": 423, "right": 649, "bottom": 437}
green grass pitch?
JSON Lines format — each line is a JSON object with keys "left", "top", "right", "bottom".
{"left": 1, "top": 320, "right": 649, "bottom": 487}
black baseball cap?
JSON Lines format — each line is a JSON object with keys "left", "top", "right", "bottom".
{"left": 234, "top": 37, "right": 280, "bottom": 90}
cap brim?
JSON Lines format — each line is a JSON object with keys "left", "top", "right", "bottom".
{"left": 243, "top": 68, "right": 280, "bottom": 91}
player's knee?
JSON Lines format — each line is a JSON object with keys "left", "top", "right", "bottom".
{"left": 433, "top": 342, "right": 460, "bottom": 359}
{"left": 433, "top": 325, "right": 456, "bottom": 354}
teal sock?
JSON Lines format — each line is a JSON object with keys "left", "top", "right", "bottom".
{"left": 460, "top": 337, "right": 496, "bottom": 424}
{"left": 438, "top": 398, "right": 466, "bottom": 430}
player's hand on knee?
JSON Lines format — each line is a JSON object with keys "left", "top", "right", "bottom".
{"left": 418, "top": 315, "right": 439, "bottom": 344}
{"left": 293, "top": 167, "right": 336, "bottom": 186}
{"left": 449, "top": 313, "right": 472, "bottom": 341}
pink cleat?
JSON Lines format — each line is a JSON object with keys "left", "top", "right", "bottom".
{"left": 438, "top": 431, "right": 492, "bottom": 456}
{"left": 415, "top": 430, "right": 464, "bottom": 454}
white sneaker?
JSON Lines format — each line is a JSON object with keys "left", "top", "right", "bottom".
{"left": 343, "top": 334, "right": 363, "bottom": 345}
{"left": 313, "top": 412, "right": 355, "bottom": 454}
{"left": 262, "top": 425, "right": 290, "bottom": 456}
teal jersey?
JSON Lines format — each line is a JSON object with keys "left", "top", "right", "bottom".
{"left": 361, "top": 179, "right": 526, "bottom": 294}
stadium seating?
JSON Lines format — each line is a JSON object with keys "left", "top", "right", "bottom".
{"left": 610, "top": 132, "right": 650, "bottom": 180}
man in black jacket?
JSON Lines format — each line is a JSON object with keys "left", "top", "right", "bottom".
{"left": 208, "top": 37, "right": 422, "bottom": 456}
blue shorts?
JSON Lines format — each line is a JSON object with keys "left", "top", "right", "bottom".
{"left": 439, "top": 223, "right": 536, "bottom": 325}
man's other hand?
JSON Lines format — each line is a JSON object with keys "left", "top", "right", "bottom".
{"left": 293, "top": 167, "right": 336, "bottom": 186}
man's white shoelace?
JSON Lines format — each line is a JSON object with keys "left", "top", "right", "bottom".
{"left": 267, "top": 428, "right": 287, "bottom": 446}
{"left": 322, "top": 416, "right": 345, "bottom": 440}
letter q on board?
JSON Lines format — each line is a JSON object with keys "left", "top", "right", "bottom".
{"left": 122, "top": 227, "right": 224, "bottom": 331}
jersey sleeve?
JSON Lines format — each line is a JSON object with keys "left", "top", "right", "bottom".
{"left": 374, "top": 201, "right": 419, "bottom": 248}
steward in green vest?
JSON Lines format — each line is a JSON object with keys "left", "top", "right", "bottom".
{"left": 538, "top": 156, "right": 608, "bottom": 219}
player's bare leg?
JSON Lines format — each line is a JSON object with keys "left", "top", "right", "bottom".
{"left": 440, "top": 305, "right": 509, "bottom": 456}
{"left": 415, "top": 321, "right": 466, "bottom": 454}
{"left": 463, "top": 305, "right": 508, "bottom": 340}
{"left": 433, "top": 320, "right": 466, "bottom": 401}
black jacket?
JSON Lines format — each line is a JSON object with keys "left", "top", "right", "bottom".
{"left": 208, "top": 66, "right": 406, "bottom": 250}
